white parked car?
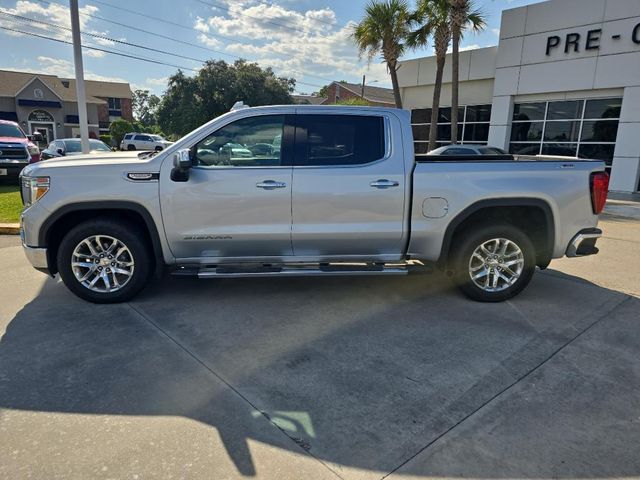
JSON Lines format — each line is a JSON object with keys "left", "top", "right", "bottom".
{"left": 120, "top": 133, "right": 172, "bottom": 151}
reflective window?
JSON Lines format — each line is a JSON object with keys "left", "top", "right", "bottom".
{"left": 411, "top": 104, "right": 492, "bottom": 152}
{"left": 465, "top": 105, "right": 492, "bottom": 122}
{"left": 412, "top": 124, "right": 429, "bottom": 142}
{"left": 580, "top": 120, "right": 619, "bottom": 142}
{"left": 298, "top": 115, "right": 385, "bottom": 166}
{"left": 195, "top": 115, "right": 284, "bottom": 167}
{"left": 411, "top": 108, "right": 432, "bottom": 124}
{"left": 463, "top": 123, "right": 490, "bottom": 142}
{"left": 584, "top": 98, "right": 622, "bottom": 119}
{"left": 511, "top": 122, "right": 544, "bottom": 141}
{"left": 510, "top": 98, "right": 622, "bottom": 160}
{"left": 579, "top": 144, "right": 615, "bottom": 164}
{"left": 542, "top": 143, "right": 578, "bottom": 157}
{"left": 546, "top": 101, "right": 582, "bottom": 120}
{"left": 513, "top": 103, "right": 545, "bottom": 121}
{"left": 543, "top": 121, "right": 580, "bottom": 142}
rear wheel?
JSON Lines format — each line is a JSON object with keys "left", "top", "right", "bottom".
{"left": 452, "top": 224, "right": 536, "bottom": 302}
{"left": 57, "top": 219, "right": 152, "bottom": 303}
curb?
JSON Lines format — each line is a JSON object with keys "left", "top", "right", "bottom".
{"left": 0, "top": 223, "right": 20, "bottom": 235}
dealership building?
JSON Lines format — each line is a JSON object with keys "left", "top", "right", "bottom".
{"left": 398, "top": 0, "right": 640, "bottom": 193}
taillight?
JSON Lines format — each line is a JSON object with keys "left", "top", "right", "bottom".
{"left": 590, "top": 171, "right": 609, "bottom": 214}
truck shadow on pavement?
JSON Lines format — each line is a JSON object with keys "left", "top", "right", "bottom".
{"left": 1, "top": 270, "right": 639, "bottom": 478}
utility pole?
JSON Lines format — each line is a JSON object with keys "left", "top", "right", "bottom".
{"left": 69, "top": 0, "right": 90, "bottom": 154}
{"left": 361, "top": 74, "right": 366, "bottom": 98}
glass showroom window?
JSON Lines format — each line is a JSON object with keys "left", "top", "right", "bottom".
{"left": 411, "top": 104, "right": 492, "bottom": 154}
{"left": 510, "top": 98, "right": 622, "bottom": 171}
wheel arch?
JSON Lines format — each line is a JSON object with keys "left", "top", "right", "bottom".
{"left": 437, "top": 198, "right": 555, "bottom": 269}
{"left": 39, "top": 201, "right": 164, "bottom": 275}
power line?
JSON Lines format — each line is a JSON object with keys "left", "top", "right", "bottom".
{"left": 0, "top": 21, "right": 325, "bottom": 89}
{"left": 0, "top": 23, "right": 198, "bottom": 71}
{"left": 34, "top": 0, "right": 237, "bottom": 55}
{"left": 84, "top": 0, "right": 239, "bottom": 44}
{"left": 35, "top": 0, "right": 334, "bottom": 85}
{"left": 0, "top": 10, "right": 208, "bottom": 64}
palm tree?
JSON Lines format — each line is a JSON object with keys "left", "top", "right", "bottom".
{"left": 449, "top": 0, "right": 486, "bottom": 143}
{"left": 353, "top": 0, "right": 412, "bottom": 109}
{"left": 407, "top": 0, "right": 451, "bottom": 151}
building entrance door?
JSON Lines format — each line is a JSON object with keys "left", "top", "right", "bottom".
{"left": 30, "top": 123, "right": 54, "bottom": 148}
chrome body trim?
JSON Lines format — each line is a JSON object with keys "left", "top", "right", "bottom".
{"left": 566, "top": 228, "right": 602, "bottom": 257}
{"left": 22, "top": 244, "right": 49, "bottom": 269}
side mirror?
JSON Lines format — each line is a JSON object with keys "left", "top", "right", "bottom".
{"left": 171, "top": 148, "right": 192, "bottom": 182}
{"left": 56, "top": 148, "right": 64, "bottom": 155}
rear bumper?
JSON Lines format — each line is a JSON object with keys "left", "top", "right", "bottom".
{"left": 565, "top": 228, "right": 602, "bottom": 257}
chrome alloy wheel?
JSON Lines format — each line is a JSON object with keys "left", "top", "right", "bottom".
{"left": 71, "top": 235, "right": 135, "bottom": 293}
{"left": 468, "top": 237, "right": 525, "bottom": 292}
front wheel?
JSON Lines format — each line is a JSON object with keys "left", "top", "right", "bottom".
{"left": 453, "top": 224, "right": 536, "bottom": 302}
{"left": 57, "top": 219, "right": 152, "bottom": 303}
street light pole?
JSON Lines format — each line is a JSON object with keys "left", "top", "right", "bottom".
{"left": 361, "top": 74, "right": 366, "bottom": 98}
{"left": 69, "top": 0, "right": 90, "bottom": 154}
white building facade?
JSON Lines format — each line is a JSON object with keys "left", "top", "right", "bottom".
{"left": 398, "top": 0, "right": 640, "bottom": 193}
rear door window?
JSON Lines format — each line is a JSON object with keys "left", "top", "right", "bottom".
{"left": 295, "top": 115, "right": 385, "bottom": 166}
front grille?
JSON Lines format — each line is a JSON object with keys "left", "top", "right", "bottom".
{"left": 0, "top": 144, "right": 29, "bottom": 161}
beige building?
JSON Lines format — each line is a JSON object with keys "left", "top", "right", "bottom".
{"left": 0, "top": 70, "right": 133, "bottom": 147}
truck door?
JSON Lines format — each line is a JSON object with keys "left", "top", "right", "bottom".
{"left": 291, "top": 113, "right": 406, "bottom": 259}
{"left": 160, "top": 114, "right": 294, "bottom": 260}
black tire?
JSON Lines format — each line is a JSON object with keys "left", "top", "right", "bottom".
{"left": 127, "top": 144, "right": 136, "bottom": 151}
{"left": 154, "top": 146, "right": 163, "bottom": 152}
{"left": 452, "top": 223, "right": 536, "bottom": 302}
{"left": 57, "top": 218, "right": 152, "bottom": 303}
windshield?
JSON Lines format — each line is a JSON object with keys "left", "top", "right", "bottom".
{"left": 64, "top": 139, "right": 112, "bottom": 152}
{"left": 0, "top": 123, "right": 26, "bottom": 138}
{"left": 151, "top": 135, "right": 163, "bottom": 141}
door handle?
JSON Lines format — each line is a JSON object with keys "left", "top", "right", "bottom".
{"left": 370, "top": 179, "right": 399, "bottom": 189}
{"left": 256, "top": 180, "right": 287, "bottom": 190}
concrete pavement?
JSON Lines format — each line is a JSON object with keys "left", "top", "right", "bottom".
{"left": 0, "top": 217, "right": 638, "bottom": 479}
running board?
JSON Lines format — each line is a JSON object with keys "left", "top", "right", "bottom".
{"left": 171, "top": 262, "right": 431, "bottom": 278}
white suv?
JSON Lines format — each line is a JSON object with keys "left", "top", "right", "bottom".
{"left": 120, "top": 133, "right": 172, "bottom": 151}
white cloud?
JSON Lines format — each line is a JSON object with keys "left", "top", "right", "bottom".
{"left": 3, "top": 1, "right": 123, "bottom": 52}
{"left": 193, "top": 1, "right": 392, "bottom": 90}
{"left": 491, "top": 28, "right": 501, "bottom": 36}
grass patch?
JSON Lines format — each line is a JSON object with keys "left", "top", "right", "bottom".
{"left": 0, "top": 185, "right": 22, "bottom": 223}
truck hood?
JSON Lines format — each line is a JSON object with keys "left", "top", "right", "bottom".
{"left": 21, "top": 151, "right": 158, "bottom": 176}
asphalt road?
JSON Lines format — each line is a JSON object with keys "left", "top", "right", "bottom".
{"left": 0, "top": 215, "right": 638, "bottom": 479}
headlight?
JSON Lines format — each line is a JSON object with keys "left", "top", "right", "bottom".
{"left": 21, "top": 176, "right": 50, "bottom": 207}
{"left": 27, "top": 144, "right": 40, "bottom": 156}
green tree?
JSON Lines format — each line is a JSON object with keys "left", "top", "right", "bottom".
{"left": 316, "top": 80, "right": 347, "bottom": 98}
{"left": 157, "top": 60, "right": 295, "bottom": 136}
{"left": 449, "top": 0, "right": 485, "bottom": 143}
{"left": 407, "top": 0, "right": 451, "bottom": 151}
{"left": 108, "top": 119, "right": 134, "bottom": 148}
{"left": 353, "top": 0, "right": 412, "bottom": 109}
{"left": 335, "top": 97, "right": 371, "bottom": 106}
{"left": 132, "top": 89, "right": 161, "bottom": 127}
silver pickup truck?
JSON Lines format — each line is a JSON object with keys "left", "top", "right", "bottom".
{"left": 19, "top": 105, "right": 609, "bottom": 303}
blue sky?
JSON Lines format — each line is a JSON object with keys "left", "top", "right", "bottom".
{"left": 0, "top": 0, "right": 541, "bottom": 95}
